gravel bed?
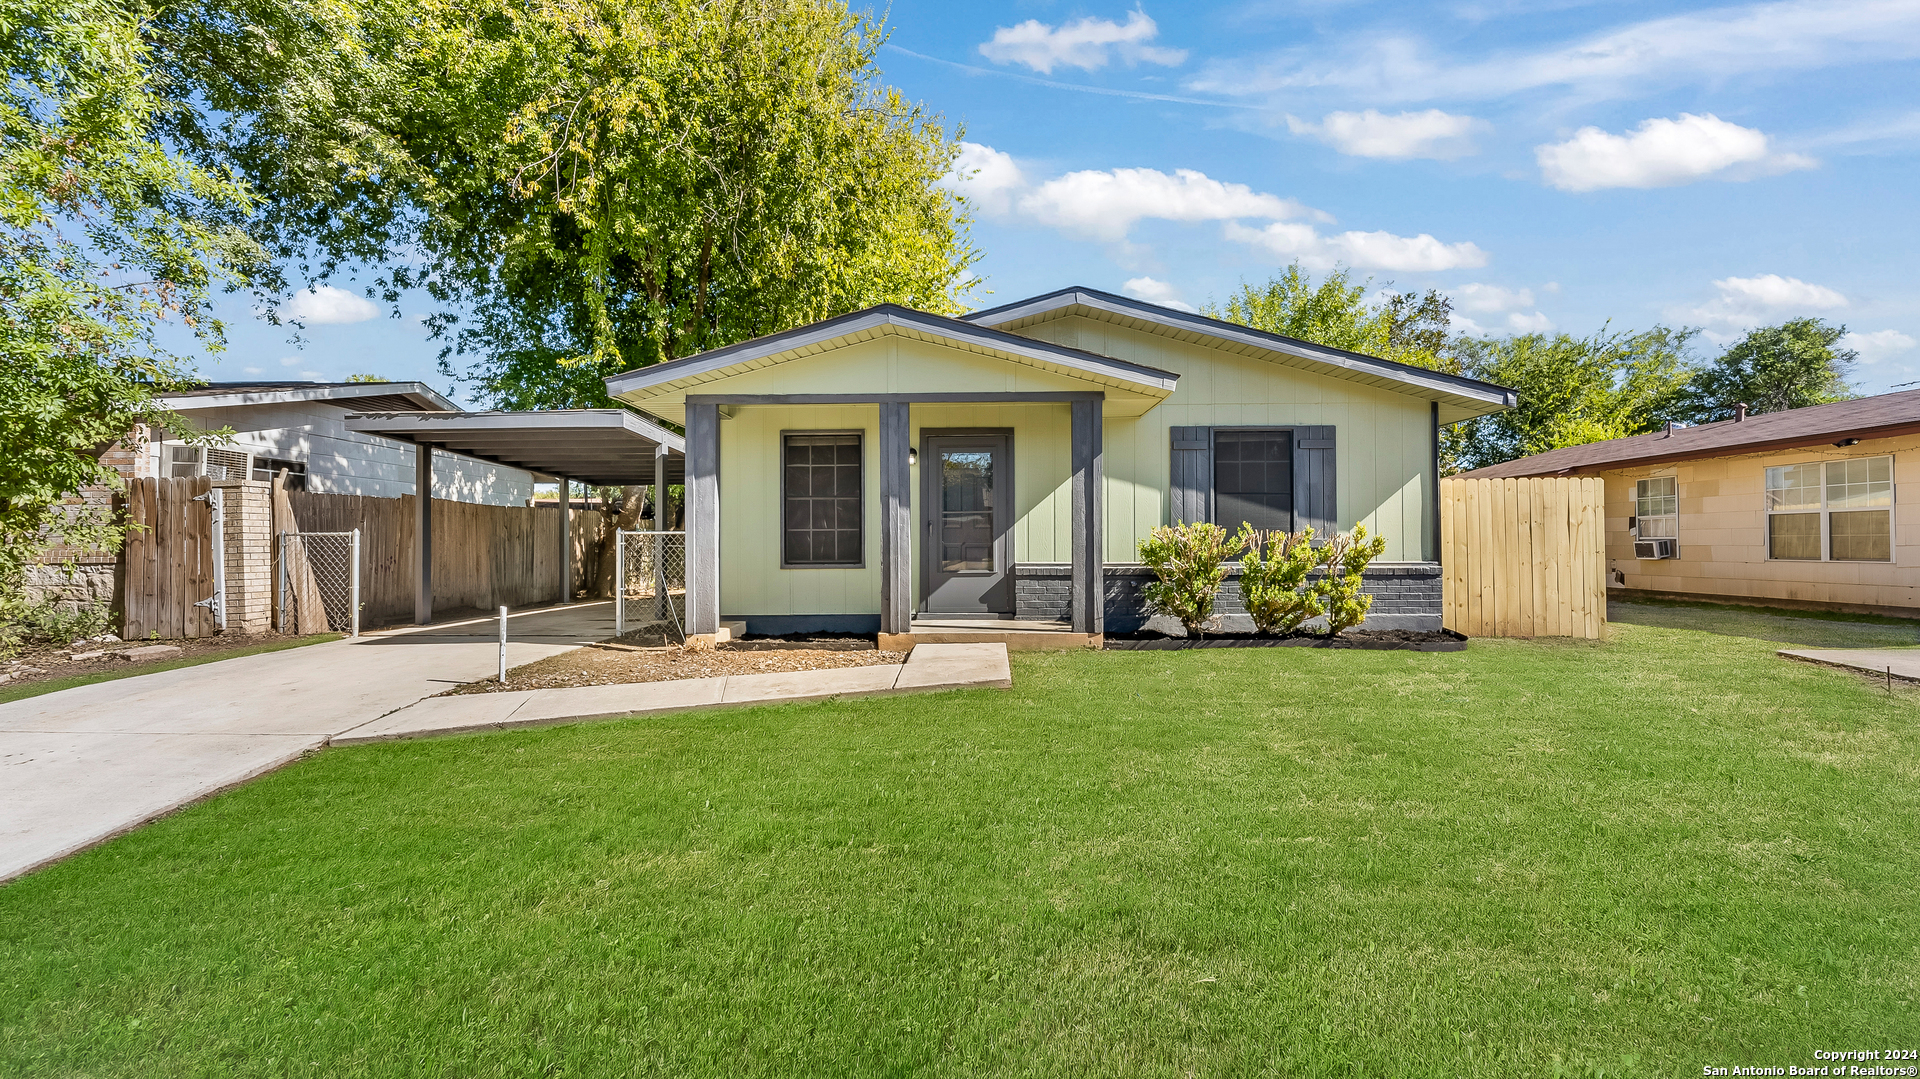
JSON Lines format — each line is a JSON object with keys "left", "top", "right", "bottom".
{"left": 443, "top": 641, "right": 906, "bottom": 695}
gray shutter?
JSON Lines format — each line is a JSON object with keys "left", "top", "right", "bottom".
{"left": 1168, "top": 426, "right": 1212, "bottom": 525}
{"left": 1293, "top": 425, "right": 1336, "bottom": 536}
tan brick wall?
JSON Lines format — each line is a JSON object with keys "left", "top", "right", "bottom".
{"left": 1601, "top": 430, "right": 1920, "bottom": 614}
{"left": 214, "top": 480, "right": 274, "bottom": 634}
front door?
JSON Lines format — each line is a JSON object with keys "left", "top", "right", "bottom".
{"left": 923, "top": 434, "right": 1012, "bottom": 615}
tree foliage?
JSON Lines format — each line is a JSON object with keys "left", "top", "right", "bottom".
{"left": 164, "top": 0, "right": 977, "bottom": 408}
{"left": 1, "top": 0, "right": 253, "bottom": 611}
{"left": 1450, "top": 327, "right": 1697, "bottom": 473}
{"left": 1204, "top": 262, "right": 1457, "bottom": 373}
{"left": 1680, "top": 318, "right": 1856, "bottom": 421}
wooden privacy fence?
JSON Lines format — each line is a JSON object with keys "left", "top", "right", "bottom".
{"left": 122, "top": 477, "right": 219, "bottom": 640}
{"left": 1440, "top": 476, "right": 1606, "bottom": 639}
{"left": 285, "top": 491, "right": 604, "bottom": 627}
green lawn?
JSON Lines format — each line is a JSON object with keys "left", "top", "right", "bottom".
{"left": 2, "top": 606, "right": 1916, "bottom": 1076}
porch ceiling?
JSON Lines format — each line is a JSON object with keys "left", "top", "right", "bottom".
{"left": 345, "top": 409, "right": 685, "bottom": 487}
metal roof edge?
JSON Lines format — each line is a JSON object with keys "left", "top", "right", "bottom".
{"left": 344, "top": 407, "right": 686, "bottom": 453}
{"left": 160, "top": 381, "right": 458, "bottom": 412}
{"left": 964, "top": 286, "right": 1517, "bottom": 408}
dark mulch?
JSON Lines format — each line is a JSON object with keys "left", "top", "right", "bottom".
{"left": 1104, "top": 628, "right": 1468, "bottom": 652}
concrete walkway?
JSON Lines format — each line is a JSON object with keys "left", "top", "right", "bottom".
{"left": 1778, "top": 646, "right": 1920, "bottom": 681}
{"left": 0, "top": 601, "right": 1008, "bottom": 885}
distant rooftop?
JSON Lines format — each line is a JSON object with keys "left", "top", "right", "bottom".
{"left": 160, "top": 380, "right": 458, "bottom": 413}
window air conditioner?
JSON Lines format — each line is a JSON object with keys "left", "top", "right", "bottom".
{"left": 164, "top": 445, "right": 253, "bottom": 481}
{"left": 1633, "top": 538, "right": 1676, "bottom": 560}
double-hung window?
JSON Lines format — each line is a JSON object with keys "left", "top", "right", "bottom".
{"left": 1766, "top": 455, "right": 1893, "bottom": 562}
{"left": 1634, "top": 477, "right": 1677, "bottom": 540}
{"left": 782, "top": 433, "right": 863, "bottom": 567}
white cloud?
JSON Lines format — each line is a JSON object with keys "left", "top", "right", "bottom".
{"left": 1843, "top": 329, "right": 1917, "bottom": 364}
{"left": 940, "top": 142, "right": 1026, "bottom": 217}
{"left": 1285, "top": 109, "right": 1487, "bottom": 160}
{"left": 1536, "top": 114, "right": 1816, "bottom": 191}
{"left": 1455, "top": 282, "right": 1536, "bottom": 313}
{"left": 282, "top": 284, "right": 380, "bottom": 325}
{"left": 1187, "top": 0, "right": 1920, "bottom": 104}
{"left": 979, "top": 10, "right": 1187, "bottom": 75}
{"left": 1506, "top": 311, "right": 1555, "bottom": 333}
{"left": 1121, "top": 276, "right": 1196, "bottom": 312}
{"left": 1676, "top": 273, "right": 1850, "bottom": 334}
{"left": 1225, "top": 220, "right": 1489, "bottom": 272}
{"left": 242, "top": 366, "right": 264, "bottom": 375}
{"left": 279, "top": 356, "right": 299, "bottom": 367}
{"left": 1018, "top": 167, "right": 1319, "bottom": 242}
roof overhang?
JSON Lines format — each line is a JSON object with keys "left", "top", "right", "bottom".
{"left": 345, "top": 409, "right": 685, "bottom": 487}
{"left": 604, "top": 304, "right": 1179, "bottom": 422}
{"left": 161, "top": 381, "right": 459, "bottom": 413}
{"left": 963, "top": 287, "right": 1516, "bottom": 424}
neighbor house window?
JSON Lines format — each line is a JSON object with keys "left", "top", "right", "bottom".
{"left": 251, "top": 457, "right": 307, "bottom": 490}
{"left": 782, "top": 433, "right": 862, "bottom": 567}
{"left": 1213, "top": 429, "right": 1293, "bottom": 532}
{"left": 1634, "top": 476, "right": 1677, "bottom": 540}
{"left": 1766, "top": 456, "right": 1893, "bottom": 562}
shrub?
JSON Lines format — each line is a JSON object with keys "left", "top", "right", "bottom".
{"left": 1138, "top": 521, "right": 1246, "bottom": 637}
{"left": 1236, "top": 524, "right": 1324, "bottom": 635}
{"left": 1315, "top": 525, "right": 1389, "bottom": 637}
{"left": 0, "top": 596, "right": 116, "bottom": 657}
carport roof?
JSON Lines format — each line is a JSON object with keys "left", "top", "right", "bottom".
{"left": 345, "top": 409, "right": 685, "bottom": 487}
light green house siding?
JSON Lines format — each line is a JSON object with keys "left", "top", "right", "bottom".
{"left": 708, "top": 319, "right": 1435, "bottom": 618}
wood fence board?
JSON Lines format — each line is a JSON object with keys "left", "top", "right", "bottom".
{"left": 1440, "top": 475, "right": 1605, "bottom": 640}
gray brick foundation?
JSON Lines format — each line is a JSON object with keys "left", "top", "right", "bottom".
{"left": 1016, "top": 562, "right": 1443, "bottom": 633}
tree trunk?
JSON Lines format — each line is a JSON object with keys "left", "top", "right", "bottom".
{"left": 593, "top": 485, "right": 647, "bottom": 597}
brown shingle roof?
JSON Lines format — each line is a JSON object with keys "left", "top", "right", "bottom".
{"left": 1455, "top": 389, "right": 1920, "bottom": 478}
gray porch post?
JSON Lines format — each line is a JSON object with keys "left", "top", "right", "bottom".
{"left": 653, "top": 441, "right": 668, "bottom": 621}
{"left": 413, "top": 443, "right": 433, "bottom": 624}
{"left": 557, "top": 475, "right": 571, "bottom": 603}
{"left": 879, "top": 401, "right": 912, "bottom": 636}
{"left": 686, "top": 403, "right": 720, "bottom": 636}
{"left": 1070, "top": 399, "right": 1104, "bottom": 635}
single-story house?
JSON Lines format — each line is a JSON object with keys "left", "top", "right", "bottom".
{"left": 1456, "top": 390, "right": 1920, "bottom": 618}
{"left": 140, "top": 381, "right": 535, "bottom": 506}
{"left": 605, "top": 285, "right": 1516, "bottom": 645}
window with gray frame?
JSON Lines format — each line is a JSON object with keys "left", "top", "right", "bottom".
{"left": 783, "top": 433, "right": 863, "bottom": 567}
{"left": 1213, "top": 430, "right": 1293, "bottom": 532}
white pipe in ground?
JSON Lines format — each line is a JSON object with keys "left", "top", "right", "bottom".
{"left": 498, "top": 605, "right": 508, "bottom": 684}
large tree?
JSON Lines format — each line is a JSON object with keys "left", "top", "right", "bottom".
{"left": 1680, "top": 318, "right": 1856, "bottom": 422}
{"left": 163, "top": 0, "right": 977, "bottom": 409}
{"left": 1451, "top": 327, "right": 1697, "bottom": 472}
{"left": 1204, "top": 262, "right": 1458, "bottom": 373}
{"left": 1, "top": 0, "right": 256, "bottom": 633}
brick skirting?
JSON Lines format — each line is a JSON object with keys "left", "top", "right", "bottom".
{"left": 1015, "top": 562, "right": 1444, "bottom": 633}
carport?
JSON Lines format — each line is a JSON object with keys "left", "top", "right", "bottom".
{"left": 345, "top": 409, "right": 685, "bottom": 624}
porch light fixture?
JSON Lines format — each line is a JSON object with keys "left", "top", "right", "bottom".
{"left": 909, "top": 445, "right": 918, "bottom": 466}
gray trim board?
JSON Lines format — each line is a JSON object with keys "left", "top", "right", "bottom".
{"left": 604, "top": 305, "right": 1179, "bottom": 398}
{"left": 1431, "top": 401, "right": 1442, "bottom": 564}
{"left": 685, "top": 404, "right": 720, "bottom": 636}
{"left": 1071, "top": 399, "right": 1104, "bottom": 634}
{"left": 879, "top": 404, "right": 912, "bottom": 634}
{"left": 741, "top": 614, "right": 882, "bottom": 636}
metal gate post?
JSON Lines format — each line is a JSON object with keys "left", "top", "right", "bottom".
{"left": 206, "top": 489, "right": 227, "bottom": 632}
{"left": 614, "top": 530, "right": 625, "bottom": 636}
{"left": 349, "top": 528, "right": 362, "bottom": 638}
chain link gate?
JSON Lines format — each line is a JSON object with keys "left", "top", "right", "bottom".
{"left": 278, "top": 530, "right": 361, "bottom": 636}
{"left": 614, "top": 530, "right": 686, "bottom": 642}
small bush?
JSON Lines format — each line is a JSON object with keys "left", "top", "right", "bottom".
{"left": 1138, "top": 521, "right": 1246, "bottom": 637}
{"left": 1236, "top": 525, "right": 1324, "bottom": 635}
{"left": 1315, "top": 525, "right": 1389, "bottom": 637}
{"left": 0, "top": 597, "right": 116, "bottom": 657}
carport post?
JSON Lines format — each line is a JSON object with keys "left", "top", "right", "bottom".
{"left": 557, "top": 475, "right": 571, "bottom": 604}
{"left": 685, "top": 403, "right": 720, "bottom": 637}
{"left": 414, "top": 443, "right": 433, "bottom": 625}
{"left": 653, "top": 442, "right": 668, "bottom": 621}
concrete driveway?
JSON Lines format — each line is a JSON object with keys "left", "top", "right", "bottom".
{"left": 0, "top": 602, "right": 616, "bottom": 884}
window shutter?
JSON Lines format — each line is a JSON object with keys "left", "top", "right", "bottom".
{"left": 1293, "top": 426, "right": 1336, "bottom": 535}
{"left": 1168, "top": 426, "right": 1212, "bottom": 525}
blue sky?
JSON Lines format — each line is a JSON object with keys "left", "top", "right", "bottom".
{"left": 191, "top": 0, "right": 1920, "bottom": 400}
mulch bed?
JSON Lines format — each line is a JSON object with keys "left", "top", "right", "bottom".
{"left": 0, "top": 632, "right": 327, "bottom": 692}
{"left": 1105, "top": 629, "right": 1468, "bottom": 652}
{"left": 444, "top": 636, "right": 905, "bottom": 695}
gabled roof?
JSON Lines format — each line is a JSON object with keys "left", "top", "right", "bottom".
{"left": 1456, "top": 389, "right": 1920, "bottom": 479}
{"left": 963, "top": 286, "right": 1516, "bottom": 423}
{"left": 604, "top": 303, "right": 1180, "bottom": 409}
{"left": 160, "top": 381, "right": 458, "bottom": 413}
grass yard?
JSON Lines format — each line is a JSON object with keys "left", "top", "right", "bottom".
{"left": 1, "top": 604, "right": 1916, "bottom": 1076}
